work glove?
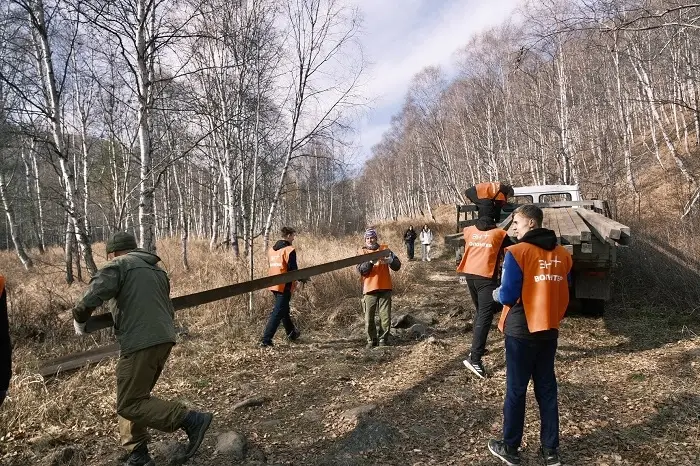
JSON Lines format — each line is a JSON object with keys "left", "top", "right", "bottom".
{"left": 492, "top": 287, "right": 501, "bottom": 304}
{"left": 73, "top": 319, "right": 87, "bottom": 336}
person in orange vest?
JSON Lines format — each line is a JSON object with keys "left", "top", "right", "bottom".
{"left": 260, "top": 226, "right": 303, "bottom": 347}
{"left": 464, "top": 182, "right": 514, "bottom": 223}
{"left": 357, "top": 228, "right": 401, "bottom": 348}
{"left": 0, "top": 275, "right": 10, "bottom": 408}
{"left": 457, "top": 216, "right": 513, "bottom": 379}
{"left": 487, "top": 205, "right": 572, "bottom": 466}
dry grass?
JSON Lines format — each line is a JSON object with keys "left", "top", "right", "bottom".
{"left": 0, "top": 228, "right": 425, "bottom": 450}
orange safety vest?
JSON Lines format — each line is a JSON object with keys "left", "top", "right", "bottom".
{"left": 360, "top": 245, "right": 392, "bottom": 294}
{"left": 475, "top": 182, "right": 507, "bottom": 202}
{"left": 456, "top": 226, "right": 508, "bottom": 278}
{"left": 497, "top": 243, "right": 572, "bottom": 334}
{"left": 267, "top": 246, "right": 296, "bottom": 293}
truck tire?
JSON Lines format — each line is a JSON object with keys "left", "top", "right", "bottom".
{"left": 580, "top": 298, "right": 605, "bottom": 316}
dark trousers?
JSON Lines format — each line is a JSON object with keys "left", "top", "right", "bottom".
{"left": 116, "top": 343, "right": 187, "bottom": 452}
{"left": 467, "top": 278, "right": 500, "bottom": 361}
{"left": 503, "top": 335, "right": 559, "bottom": 450}
{"left": 405, "top": 241, "right": 415, "bottom": 260}
{"left": 262, "top": 291, "right": 296, "bottom": 344}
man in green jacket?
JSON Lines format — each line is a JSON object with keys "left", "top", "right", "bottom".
{"left": 72, "top": 232, "right": 212, "bottom": 466}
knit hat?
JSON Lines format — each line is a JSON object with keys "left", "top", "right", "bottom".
{"left": 364, "top": 228, "right": 377, "bottom": 239}
{"left": 106, "top": 231, "right": 137, "bottom": 254}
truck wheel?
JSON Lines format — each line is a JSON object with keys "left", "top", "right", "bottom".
{"left": 580, "top": 298, "right": 605, "bottom": 316}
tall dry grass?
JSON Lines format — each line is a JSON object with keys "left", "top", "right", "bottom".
{"left": 0, "top": 222, "right": 446, "bottom": 443}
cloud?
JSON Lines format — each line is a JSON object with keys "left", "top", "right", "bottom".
{"left": 346, "top": 0, "right": 522, "bottom": 161}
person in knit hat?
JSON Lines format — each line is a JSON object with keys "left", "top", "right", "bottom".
{"left": 72, "top": 232, "right": 213, "bottom": 466}
{"left": 356, "top": 228, "right": 401, "bottom": 348}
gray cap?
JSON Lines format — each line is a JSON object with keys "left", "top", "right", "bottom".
{"left": 106, "top": 232, "right": 137, "bottom": 254}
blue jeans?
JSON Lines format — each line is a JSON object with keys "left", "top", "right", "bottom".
{"left": 503, "top": 335, "right": 559, "bottom": 450}
{"left": 406, "top": 241, "right": 415, "bottom": 260}
{"left": 262, "top": 291, "right": 296, "bottom": 344}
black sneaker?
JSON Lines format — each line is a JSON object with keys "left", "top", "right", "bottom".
{"left": 258, "top": 340, "right": 273, "bottom": 347}
{"left": 288, "top": 329, "right": 301, "bottom": 341}
{"left": 463, "top": 356, "right": 486, "bottom": 379}
{"left": 488, "top": 439, "right": 520, "bottom": 466}
{"left": 181, "top": 410, "right": 213, "bottom": 459}
{"left": 124, "top": 444, "right": 155, "bottom": 466}
{"left": 378, "top": 339, "right": 389, "bottom": 347}
{"left": 366, "top": 340, "right": 377, "bottom": 349}
{"left": 541, "top": 447, "right": 561, "bottom": 466}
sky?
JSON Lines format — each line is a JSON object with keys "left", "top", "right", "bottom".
{"left": 347, "top": 0, "right": 522, "bottom": 162}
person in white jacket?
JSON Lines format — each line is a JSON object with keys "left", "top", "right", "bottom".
{"left": 420, "top": 224, "right": 434, "bottom": 261}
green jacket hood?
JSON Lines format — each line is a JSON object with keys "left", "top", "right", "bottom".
{"left": 126, "top": 249, "right": 163, "bottom": 265}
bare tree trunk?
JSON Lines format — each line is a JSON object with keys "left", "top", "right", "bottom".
{"left": 26, "top": 0, "right": 98, "bottom": 274}
{"left": 0, "top": 171, "right": 33, "bottom": 269}
{"left": 20, "top": 144, "right": 44, "bottom": 253}
{"left": 173, "top": 164, "right": 189, "bottom": 271}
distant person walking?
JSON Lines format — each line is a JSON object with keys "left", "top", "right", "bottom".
{"left": 260, "top": 226, "right": 302, "bottom": 347}
{"left": 457, "top": 216, "right": 513, "bottom": 379}
{"left": 488, "top": 205, "right": 572, "bottom": 466}
{"left": 357, "top": 228, "right": 401, "bottom": 348}
{"left": 465, "top": 182, "right": 514, "bottom": 223}
{"left": 0, "top": 275, "right": 10, "bottom": 408}
{"left": 420, "top": 224, "right": 434, "bottom": 261}
{"left": 403, "top": 225, "right": 417, "bottom": 260}
{"left": 72, "top": 232, "right": 212, "bottom": 466}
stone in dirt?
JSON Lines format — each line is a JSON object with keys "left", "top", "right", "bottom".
{"left": 339, "top": 404, "right": 377, "bottom": 422}
{"left": 44, "top": 446, "right": 86, "bottom": 466}
{"left": 152, "top": 440, "right": 187, "bottom": 466}
{"left": 408, "top": 323, "right": 427, "bottom": 339}
{"left": 214, "top": 431, "right": 247, "bottom": 460}
{"left": 233, "top": 397, "right": 267, "bottom": 410}
{"left": 391, "top": 314, "right": 415, "bottom": 329}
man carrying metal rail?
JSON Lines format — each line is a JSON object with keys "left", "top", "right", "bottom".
{"left": 72, "top": 232, "right": 212, "bottom": 466}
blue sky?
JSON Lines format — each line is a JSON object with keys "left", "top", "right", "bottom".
{"left": 348, "top": 0, "right": 522, "bottom": 162}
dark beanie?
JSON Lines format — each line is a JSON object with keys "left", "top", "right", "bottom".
{"left": 106, "top": 232, "right": 137, "bottom": 254}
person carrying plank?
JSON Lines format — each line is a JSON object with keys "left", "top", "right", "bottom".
{"left": 0, "top": 275, "right": 10, "bottom": 408}
{"left": 72, "top": 232, "right": 213, "bottom": 466}
{"left": 357, "top": 228, "right": 401, "bottom": 348}
{"left": 464, "top": 182, "right": 515, "bottom": 223}
{"left": 260, "top": 226, "right": 303, "bottom": 347}
{"left": 457, "top": 216, "right": 513, "bottom": 379}
{"left": 487, "top": 205, "right": 572, "bottom": 466}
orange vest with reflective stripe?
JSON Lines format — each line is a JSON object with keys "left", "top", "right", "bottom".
{"left": 0, "top": 275, "right": 4, "bottom": 296}
{"left": 456, "top": 226, "right": 508, "bottom": 278}
{"left": 360, "top": 245, "right": 392, "bottom": 294}
{"left": 497, "top": 243, "right": 572, "bottom": 333}
{"left": 268, "top": 246, "right": 296, "bottom": 293}
{"left": 475, "top": 182, "right": 507, "bottom": 202}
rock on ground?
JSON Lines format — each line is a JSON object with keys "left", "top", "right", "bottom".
{"left": 214, "top": 431, "right": 247, "bottom": 460}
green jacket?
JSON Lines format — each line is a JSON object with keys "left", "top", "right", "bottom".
{"left": 73, "top": 250, "right": 176, "bottom": 355}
